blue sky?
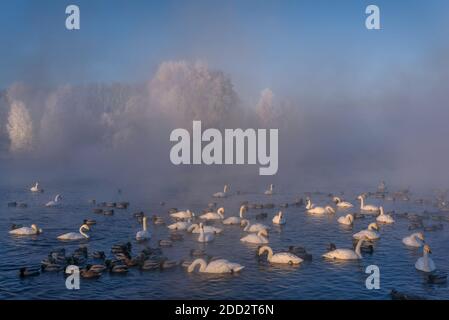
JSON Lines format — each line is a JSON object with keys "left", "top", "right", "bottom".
{"left": 1, "top": 0, "right": 448, "bottom": 94}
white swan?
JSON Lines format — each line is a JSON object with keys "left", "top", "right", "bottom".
{"left": 333, "top": 197, "right": 354, "bottom": 208}
{"left": 200, "top": 207, "right": 224, "bottom": 220}
{"left": 264, "top": 184, "right": 274, "bottom": 195}
{"left": 213, "top": 185, "right": 229, "bottom": 198}
{"left": 170, "top": 210, "right": 194, "bottom": 220}
{"left": 307, "top": 205, "right": 335, "bottom": 215}
{"left": 323, "top": 237, "right": 366, "bottom": 260}
{"left": 30, "top": 182, "right": 43, "bottom": 193}
{"left": 187, "top": 258, "right": 244, "bottom": 274}
{"left": 305, "top": 198, "right": 314, "bottom": 210}
{"left": 337, "top": 214, "right": 354, "bottom": 226}
{"left": 357, "top": 195, "right": 379, "bottom": 212}
{"left": 197, "top": 223, "right": 214, "bottom": 242}
{"left": 240, "top": 229, "right": 269, "bottom": 244}
{"left": 376, "top": 206, "right": 395, "bottom": 224}
{"left": 353, "top": 222, "right": 380, "bottom": 240}
{"left": 9, "top": 224, "right": 42, "bottom": 236}
{"left": 46, "top": 194, "right": 62, "bottom": 207}
{"left": 222, "top": 206, "right": 245, "bottom": 225}
{"left": 188, "top": 223, "right": 223, "bottom": 234}
{"left": 415, "top": 245, "right": 436, "bottom": 272}
{"left": 258, "top": 246, "right": 302, "bottom": 264}
{"left": 240, "top": 219, "right": 270, "bottom": 233}
{"left": 57, "top": 224, "right": 90, "bottom": 240}
{"left": 136, "top": 216, "right": 151, "bottom": 241}
{"left": 272, "top": 211, "right": 286, "bottom": 225}
{"left": 168, "top": 220, "right": 192, "bottom": 231}
{"left": 402, "top": 232, "right": 425, "bottom": 247}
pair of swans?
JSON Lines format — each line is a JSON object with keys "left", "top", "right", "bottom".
{"left": 57, "top": 224, "right": 90, "bottom": 240}
{"left": 333, "top": 197, "right": 353, "bottom": 208}
{"left": 188, "top": 258, "right": 244, "bottom": 274}
{"left": 353, "top": 222, "right": 380, "bottom": 240}
{"left": 264, "top": 184, "right": 274, "bottom": 195}
{"left": 323, "top": 237, "right": 367, "bottom": 260}
{"left": 272, "top": 211, "right": 286, "bottom": 225}
{"left": 240, "top": 219, "right": 270, "bottom": 233}
{"left": 213, "top": 185, "right": 229, "bottom": 198}
{"left": 46, "top": 194, "right": 62, "bottom": 207}
{"left": 258, "top": 246, "right": 302, "bottom": 264}
{"left": 357, "top": 195, "right": 379, "bottom": 213}
{"left": 188, "top": 223, "right": 223, "bottom": 234}
{"left": 222, "top": 206, "right": 246, "bottom": 225}
{"left": 415, "top": 244, "right": 436, "bottom": 272}
{"left": 136, "top": 216, "right": 151, "bottom": 241}
{"left": 402, "top": 232, "right": 425, "bottom": 247}
{"left": 30, "top": 182, "right": 43, "bottom": 193}
{"left": 170, "top": 210, "right": 194, "bottom": 220}
{"left": 200, "top": 207, "right": 224, "bottom": 220}
{"left": 9, "top": 224, "right": 42, "bottom": 236}
{"left": 376, "top": 207, "right": 395, "bottom": 224}
{"left": 197, "top": 223, "right": 215, "bottom": 242}
{"left": 306, "top": 198, "right": 335, "bottom": 215}
{"left": 337, "top": 214, "right": 354, "bottom": 226}
{"left": 240, "top": 229, "right": 269, "bottom": 244}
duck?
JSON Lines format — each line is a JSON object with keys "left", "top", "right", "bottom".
{"left": 80, "top": 267, "right": 102, "bottom": 279}
{"left": 264, "top": 184, "right": 274, "bottom": 195}
{"left": 188, "top": 223, "right": 223, "bottom": 234}
{"left": 307, "top": 205, "right": 335, "bottom": 215}
{"left": 57, "top": 224, "right": 90, "bottom": 240}
{"left": 200, "top": 207, "right": 225, "bottom": 220}
{"left": 240, "top": 229, "right": 269, "bottom": 244}
{"left": 258, "top": 246, "right": 302, "bottom": 264}
{"left": 159, "top": 239, "right": 173, "bottom": 247}
{"left": 240, "top": 219, "right": 270, "bottom": 233}
{"left": 19, "top": 267, "right": 40, "bottom": 277}
{"left": 353, "top": 223, "right": 380, "bottom": 240}
{"left": 170, "top": 210, "right": 194, "bottom": 220}
{"left": 30, "top": 182, "right": 43, "bottom": 193}
{"left": 83, "top": 219, "right": 96, "bottom": 226}
{"left": 287, "top": 246, "right": 313, "bottom": 261}
{"left": 222, "top": 206, "right": 246, "bottom": 225}
{"left": 333, "top": 197, "right": 354, "bottom": 208}
{"left": 415, "top": 245, "right": 436, "bottom": 273}
{"left": 337, "top": 214, "right": 354, "bottom": 226}
{"left": 323, "top": 237, "right": 367, "bottom": 260}
{"left": 357, "top": 195, "right": 379, "bottom": 213}
{"left": 272, "top": 211, "right": 286, "bottom": 225}
{"left": 376, "top": 206, "right": 395, "bottom": 224}
{"left": 212, "top": 185, "right": 229, "bottom": 198}
{"left": 168, "top": 220, "right": 192, "bottom": 231}
{"left": 9, "top": 224, "right": 42, "bottom": 236}
{"left": 187, "top": 258, "right": 244, "bottom": 274}
{"left": 136, "top": 216, "right": 151, "bottom": 241}
{"left": 402, "top": 232, "right": 425, "bottom": 247}
{"left": 46, "top": 194, "right": 62, "bottom": 207}
{"left": 197, "top": 223, "right": 214, "bottom": 243}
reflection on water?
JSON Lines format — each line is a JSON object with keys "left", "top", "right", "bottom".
{"left": 1, "top": 181, "right": 449, "bottom": 300}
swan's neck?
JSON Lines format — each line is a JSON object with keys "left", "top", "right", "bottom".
{"left": 355, "top": 239, "right": 364, "bottom": 258}
{"left": 224, "top": 185, "right": 228, "bottom": 193}
{"left": 239, "top": 207, "right": 244, "bottom": 218}
{"left": 423, "top": 250, "right": 430, "bottom": 269}
{"left": 80, "top": 227, "right": 89, "bottom": 239}
{"left": 189, "top": 259, "right": 207, "bottom": 272}
{"left": 143, "top": 218, "right": 147, "bottom": 231}
{"left": 359, "top": 197, "right": 365, "bottom": 208}
{"left": 261, "top": 247, "right": 273, "bottom": 260}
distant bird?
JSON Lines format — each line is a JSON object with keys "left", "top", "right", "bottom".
{"left": 9, "top": 224, "right": 42, "bottom": 236}
{"left": 213, "top": 185, "right": 229, "bottom": 198}
{"left": 264, "top": 184, "right": 274, "bottom": 195}
{"left": 46, "top": 194, "right": 62, "bottom": 207}
{"left": 258, "top": 246, "right": 302, "bottom": 264}
{"left": 30, "top": 182, "right": 44, "bottom": 193}
{"left": 415, "top": 245, "right": 436, "bottom": 273}
{"left": 272, "top": 211, "right": 286, "bottom": 225}
{"left": 136, "top": 216, "right": 151, "bottom": 241}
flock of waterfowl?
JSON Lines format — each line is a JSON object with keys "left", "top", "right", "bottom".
{"left": 7, "top": 181, "right": 449, "bottom": 298}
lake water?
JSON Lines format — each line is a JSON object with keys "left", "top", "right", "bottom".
{"left": 1, "top": 180, "right": 448, "bottom": 300}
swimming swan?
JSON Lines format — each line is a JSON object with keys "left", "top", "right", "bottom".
{"left": 168, "top": 220, "right": 192, "bottom": 231}
{"left": 337, "top": 214, "right": 354, "bottom": 226}
{"left": 333, "top": 197, "right": 354, "bottom": 208}
{"left": 9, "top": 224, "right": 42, "bottom": 236}
{"left": 187, "top": 258, "right": 244, "bottom": 274}
{"left": 323, "top": 237, "right": 366, "bottom": 260}
{"left": 402, "top": 232, "right": 425, "bottom": 247}
{"left": 57, "top": 224, "right": 90, "bottom": 240}
{"left": 136, "top": 216, "right": 151, "bottom": 241}
{"left": 30, "top": 182, "right": 43, "bottom": 193}
{"left": 240, "top": 229, "right": 269, "bottom": 244}
{"left": 415, "top": 244, "right": 436, "bottom": 273}
{"left": 307, "top": 205, "right": 335, "bottom": 215}
{"left": 197, "top": 223, "right": 215, "bottom": 242}
{"left": 264, "top": 184, "right": 274, "bottom": 195}
{"left": 258, "top": 246, "right": 302, "bottom": 264}
{"left": 170, "top": 210, "right": 194, "bottom": 220}
{"left": 376, "top": 206, "right": 395, "bottom": 224}
{"left": 240, "top": 219, "right": 270, "bottom": 233}
{"left": 188, "top": 223, "right": 223, "bottom": 234}
{"left": 223, "top": 206, "right": 246, "bottom": 225}
{"left": 200, "top": 207, "right": 225, "bottom": 220}
{"left": 213, "top": 185, "right": 229, "bottom": 198}
{"left": 272, "top": 211, "right": 286, "bottom": 225}
{"left": 46, "top": 194, "right": 62, "bottom": 207}
{"left": 353, "top": 222, "right": 380, "bottom": 240}
{"left": 357, "top": 195, "right": 379, "bottom": 212}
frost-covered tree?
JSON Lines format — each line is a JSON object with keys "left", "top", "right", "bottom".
{"left": 7, "top": 100, "right": 33, "bottom": 153}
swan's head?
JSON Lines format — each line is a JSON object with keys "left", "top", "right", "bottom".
{"left": 31, "top": 224, "right": 42, "bottom": 233}
{"left": 347, "top": 214, "right": 354, "bottom": 223}
{"left": 357, "top": 195, "right": 363, "bottom": 200}
{"left": 328, "top": 243, "right": 337, "bottom": 251}
{"left": 257, "top": 245, "right": 271, "bottom": 256}
{"left": 55, "top": 194, "right": 62, "bottom": 201}
{"left": 217, "top": 207, "right": 225, "bottom": 215}
{"left": 416, "top": 232, "right": 425, "bottom": 241}
{"left": 368, "top": 223, "right": 379, "bottom": 231}
{"left": 278, "top": 211, "right": 283, "bottom": 218}
{"left": 81, "top": 224, "right": 90, "bottom": 231}
{"left": 424, "top": 244, "right": 432, "bottom": 254}
{"left": 333, "top": 197, "right": 341, "bottom": 203}
{"left": 258, "top": 229, "right": 268, "bottom": 238}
